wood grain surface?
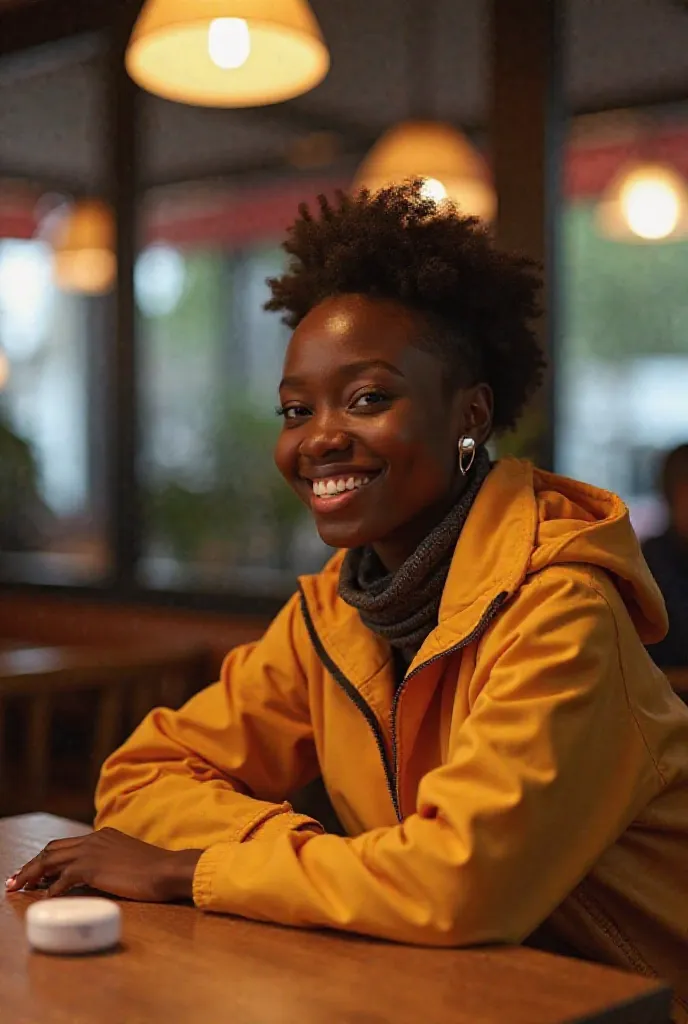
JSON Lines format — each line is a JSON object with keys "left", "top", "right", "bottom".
{"left": 0, "top": 814, "right": 672, "bottom": 1024}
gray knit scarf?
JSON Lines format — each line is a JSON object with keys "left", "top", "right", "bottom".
{"left": 338, "top": 446, "right": 492, "bottom": 658}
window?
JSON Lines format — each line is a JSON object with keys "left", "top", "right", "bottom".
{"left": 0, "top": 47, "right": 111, "bottom": 582}
{"left": 136, "top": 182, "right": 330, "bottom": 594}
{"left": 558, "top": 111, "right": 688, "bottom": 540}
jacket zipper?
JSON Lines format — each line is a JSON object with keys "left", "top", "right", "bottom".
{"left": 388, "top": 591, "right": 508, "bottom": 817}
{"left": 298, "top": 591, "right": 398, "bottom": 813}
{"left": 299, "top": 587, "right": 509, "bottom": 822}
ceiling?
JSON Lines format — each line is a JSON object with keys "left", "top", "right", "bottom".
{"left": 0, "top": 0, "right": 687, "bottom": 192}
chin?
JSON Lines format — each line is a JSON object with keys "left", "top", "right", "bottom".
{"left": 314, "top": 517, "right": 382, "bottom": 551}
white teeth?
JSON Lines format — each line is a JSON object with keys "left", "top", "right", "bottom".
{"left": 312, "top": 475, "right": 376, "bottom": 498}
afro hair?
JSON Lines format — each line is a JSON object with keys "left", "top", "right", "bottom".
{"left": 266, "top": 179, "right": 545, "bottom": 433}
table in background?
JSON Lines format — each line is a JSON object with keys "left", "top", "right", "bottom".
{"left": 0, "top": 815, "right": 672, "bottom": 1024}
{"left": 0, "top": 645, "right": 207, "bottom": 820}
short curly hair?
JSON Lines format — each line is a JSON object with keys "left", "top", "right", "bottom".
{"left": 266, "top": 179, "right": 545, "bottom": 433}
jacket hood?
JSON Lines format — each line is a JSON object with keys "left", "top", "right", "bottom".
{"left": 436, "top": 459, "right": 668, "bottom": 647}
{"left": 528, "top": 465, "right": 668, "bottom": 644}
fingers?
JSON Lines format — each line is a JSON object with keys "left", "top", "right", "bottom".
{"left": 6, "top": 855, "right": 44, "bottom": 892}
{"left": 46, "top": 867, "right": 79, "bottom": 899}
{"left": 6, "top": 837, "right": 86, "bottom": 893}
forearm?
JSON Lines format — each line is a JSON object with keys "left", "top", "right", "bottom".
{"left": 95, "top": 683, "right": 320, "bottom": 850}
{"left": 190, "top": 819, "right": 500, "bottom": 946}
{"left": 95, "top": 764, "right": 317, "bottom": 850}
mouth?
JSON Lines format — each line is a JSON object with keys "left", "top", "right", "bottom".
{"left": 303, "top": 470, "right": 384, "bottom": 514}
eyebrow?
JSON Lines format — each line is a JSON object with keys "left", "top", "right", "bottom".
{"left": 279, "top": 359, "right": 406, "bottom": 391}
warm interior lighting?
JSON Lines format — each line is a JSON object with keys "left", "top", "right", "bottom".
{"left": 622, "top": 176, "right": 679, "bottom": 240}
{"left": 48, "top": 200, "right": 116, "bottom": 295}
{"left": 596, "top": 162, "right": 688, "bottom": 242}
{"left": 0, "top": 349, "right": 9, "bottom": 390}
{"left": 355, "top": 120, "right": 495, "bottom": 222}
{"left": 420, "top": 177, "right": 448, "bottom": 203}
{"left": 126, "top": 0, "right": 330, "bottom": 108}
{"left": 208, "top": 18, "right": 251, "bottom": 69}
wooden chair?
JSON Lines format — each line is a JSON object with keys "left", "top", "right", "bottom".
{"left": 0, "top": 644, "right": 209, "bottom": 822}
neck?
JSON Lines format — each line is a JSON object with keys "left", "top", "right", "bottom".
{"left": 338, "top": 446, "right": 492, "bottom": 655}
{"left": 372, "top": 477, "right": 468, "bottom": 573}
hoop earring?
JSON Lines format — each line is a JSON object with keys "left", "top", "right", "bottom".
{"left": 458, "top": 436, "right": 476, "bottom": 476}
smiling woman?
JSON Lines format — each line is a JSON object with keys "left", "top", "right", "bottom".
{"left": 273, "top": 294, "right": 495, "bottom": 566}
{"left": 11, "top": 180, "right": 688, "bottom": 1024}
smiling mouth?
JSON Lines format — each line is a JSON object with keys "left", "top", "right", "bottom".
{"left": 304, "top": 470, "right": 383, "bottom": 512}
{"left": 309, "top": 472, "right": 381, "bottom": 498}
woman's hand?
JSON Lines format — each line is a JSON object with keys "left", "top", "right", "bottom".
{"left": 4, "top": 828, "right": 203, "bottom": 902}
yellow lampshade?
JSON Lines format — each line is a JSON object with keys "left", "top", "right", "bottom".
{"left": 355, "top": 120, "right": 495, "bottom": 222}
{"left": 596, "top": 162, "right": 688, "bottom": 242}
{"left": 126, "top": 0, "right": 330, "bottom": 107}
{"left": 50, "top": 200, "right": 116, "bottom": 295}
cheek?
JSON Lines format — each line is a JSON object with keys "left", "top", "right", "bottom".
{"left": 388, "top": 413, "right": 458, "bottom": 489}
{"left": 273, "top": 432, "right": 298, "bottom": 482}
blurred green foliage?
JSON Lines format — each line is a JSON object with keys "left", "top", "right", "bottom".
{"left": 0, "top": 412, "right": 43, "bottom": 549}
{"left": 498, "top": 203, "right": 688, "bottom": 463}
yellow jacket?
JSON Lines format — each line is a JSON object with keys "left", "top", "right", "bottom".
{"left": 96, "top": 458, "right": 688, "bottom": 1020}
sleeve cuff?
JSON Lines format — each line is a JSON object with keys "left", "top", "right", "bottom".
{"left": 193, "top": 807, "right": 324, "bottom": 909}
{"left": 193, "top": 842, "right": 233, "bottom": 909}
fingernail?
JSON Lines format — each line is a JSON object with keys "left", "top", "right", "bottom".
{"left": 5, "top": 876, "right": 17, "bottom": 889}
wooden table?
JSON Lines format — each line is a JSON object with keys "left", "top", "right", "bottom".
{"left": 0, "top": 815, "right": 672, "bottom": 1024}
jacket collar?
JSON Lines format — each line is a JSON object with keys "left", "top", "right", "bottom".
{"left": 299, "top": 458, "right": 538, "bottom": 689}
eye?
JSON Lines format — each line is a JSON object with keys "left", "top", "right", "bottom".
{"left": 275, "top": 403, "right": 310, "bottom": 422}
{"left": 351, "top": 389, "right": 391, "bottom": 410}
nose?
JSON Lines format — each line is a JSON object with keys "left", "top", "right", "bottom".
{"left": 298, "top": 413, "right": 352, "bottom": 461}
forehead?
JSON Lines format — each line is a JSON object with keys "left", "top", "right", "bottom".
{"left": 282, "top": 294, "right": 442, "bottom": 379}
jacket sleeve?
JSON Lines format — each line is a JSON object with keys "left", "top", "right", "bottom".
{"left": 190, "top": 570, "right": 662, "bottom": 945}
{"left": 94, "top": 593, "right": 324, "bottom": 849}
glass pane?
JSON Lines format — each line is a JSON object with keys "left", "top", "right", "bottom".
{"left": 559, "top": 110, "right": 688, "bottom": 540}
{"left": 137, "top": 181, "right": 330, "bottom": 594}
{"left": 0, "top": 45, "right": 110, "bottom": 583}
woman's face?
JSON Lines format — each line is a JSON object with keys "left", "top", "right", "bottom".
{"left": 274, "top": 294, "right": 492, "bottom": 570}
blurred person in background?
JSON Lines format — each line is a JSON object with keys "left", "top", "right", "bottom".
{"left": 643, "top": 444, "right": 688, "bottom": 669}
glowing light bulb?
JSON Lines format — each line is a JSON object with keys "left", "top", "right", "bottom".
{"left": 208, "top": 18, "right": 251, "bottom": 70}
{"left": 420, "top": 177, "right": 448, "bottom": 203}
{"left": 621, "top": 175, "right": 681, "bottom": 241}
{"left": 0, "top": 349, "right": 9, "bottom": 390}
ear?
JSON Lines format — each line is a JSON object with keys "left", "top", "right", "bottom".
{"left": 452, "top": 384, "right": 494, "bottom": 445}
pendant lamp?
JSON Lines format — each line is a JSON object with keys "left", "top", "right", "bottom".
{"left": 126, "top": 0, "right": 330, "bottom": 107}
{"left": 354, "top": 0, "right": 494, "bottom": 221}
{"left": 595, "top": 162, "right": 688, "bottom": 243}
{"left": 49, "top": 200, "right": 116, "bottom": 295}
{"left": 355, "top": 119, "right": 495, "bottom": 221}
